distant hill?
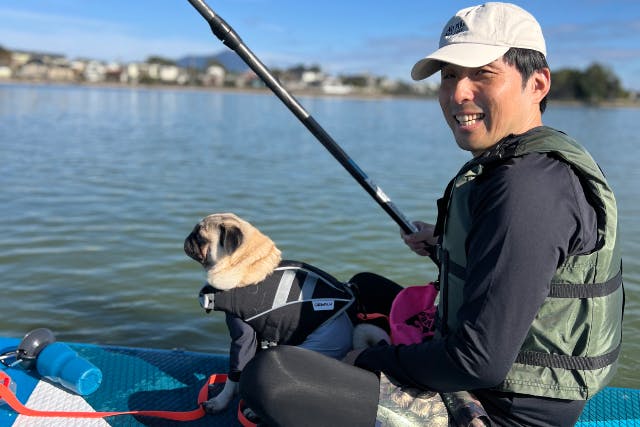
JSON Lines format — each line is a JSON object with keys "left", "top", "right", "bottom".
{"left": 176, "top": 50, "right": 249, "bottom": 73}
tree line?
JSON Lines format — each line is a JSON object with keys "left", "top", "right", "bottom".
{"left": 549, "top": 63, "right": 628, "bottom": 103}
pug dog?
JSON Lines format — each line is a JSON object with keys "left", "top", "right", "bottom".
{"left": 184, "top": 213, "right": 356, "bottom": 414}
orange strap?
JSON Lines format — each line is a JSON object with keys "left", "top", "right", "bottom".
{"left": 357, "top": 312, "right": 389, "bottom": 322}
{"left": 0, "top": 370, "right": 225, "bottom": 421}
{"left": 237, "top": 399, "right": 258, "bottom": 427}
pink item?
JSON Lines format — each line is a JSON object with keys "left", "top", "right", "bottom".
{"left": 389, "top": 283, "right": 439, "bottom": 345}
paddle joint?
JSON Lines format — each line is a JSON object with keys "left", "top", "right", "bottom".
{"left": 208, "top": 14, "right": 243, "bottom": 50}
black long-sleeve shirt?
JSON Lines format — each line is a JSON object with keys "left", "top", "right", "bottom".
{"left": 355, "top": 152, "right": 598, "bottom": 426}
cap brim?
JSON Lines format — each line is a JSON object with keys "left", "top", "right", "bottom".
{"left": 411, "top": 43, "right": 510, "bottom": 81}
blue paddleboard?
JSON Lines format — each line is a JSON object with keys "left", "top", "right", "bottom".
{"left": 1, "top": 337, "right": 638, "bottom": 426}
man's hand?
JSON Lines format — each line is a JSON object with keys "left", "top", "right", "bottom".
{"left": 401, "top": 221, "right": 437, "bottom": 257}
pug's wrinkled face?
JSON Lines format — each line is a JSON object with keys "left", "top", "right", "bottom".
{"left": 184, "top": 213, "right": 244, "bottom": 270}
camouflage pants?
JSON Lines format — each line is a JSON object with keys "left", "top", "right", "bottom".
{"left": 375, "top": 373, "right": 489, "bottom": 427}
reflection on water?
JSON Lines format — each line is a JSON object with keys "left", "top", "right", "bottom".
{"left": 1, "top": 83, "right": 638, "bottom": 388}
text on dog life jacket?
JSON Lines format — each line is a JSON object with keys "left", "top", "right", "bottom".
{"left": 312, "top": 300, "right": 335, "bottom": 311}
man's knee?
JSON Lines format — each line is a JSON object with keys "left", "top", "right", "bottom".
{"left": 240, "top": 346, "right": 284, "bottom": 405}
{"left": 239, "top": 346, "right": 380, "bottom": 427}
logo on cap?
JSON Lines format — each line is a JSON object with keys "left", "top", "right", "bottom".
{"left": 443, "top": 18, "right": 468, "bottom": 37}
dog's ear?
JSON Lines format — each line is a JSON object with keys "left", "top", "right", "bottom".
{"left": 219, "top": 224, "right": 243, "bottom": 255}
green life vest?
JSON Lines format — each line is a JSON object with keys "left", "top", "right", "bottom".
{"left": 438, "top": 126, "right": 623, "bottom": 400}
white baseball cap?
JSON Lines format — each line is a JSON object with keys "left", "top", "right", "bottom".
{"left": 411, "top": 2, "right": 546, "bottom": 81}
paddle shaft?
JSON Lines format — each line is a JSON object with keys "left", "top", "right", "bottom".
{"left": 187, "top": 0, "right": 417, "bottom": 235}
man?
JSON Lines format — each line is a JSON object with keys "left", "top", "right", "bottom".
{"left": 239, "top": 3, "right": 623, "bottom": 426}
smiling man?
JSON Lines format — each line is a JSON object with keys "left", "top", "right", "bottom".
{"left": 398, "top": 3, "right": 623, "bottom": 425}
{"left": 239, "top": 3, "right": 624, "bottom": 427}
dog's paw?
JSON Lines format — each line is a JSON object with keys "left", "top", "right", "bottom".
{"left": 352, "top": 323, "right": 391, "bottom": 348}
{"left": 203, "top": 396, "right": 232, "bottom": 414}
{"left": 203, "top": 380, "right": 238, "bottom": 414}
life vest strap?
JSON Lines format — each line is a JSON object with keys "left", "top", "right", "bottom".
{"left": 549, "top": 269, "right": 622, "bottom": 298}
{"left": 515, "top": 344, "right": 621, "bottom": 371}
{"left": 0, "top": 370, "right": 225, "bottom": 421}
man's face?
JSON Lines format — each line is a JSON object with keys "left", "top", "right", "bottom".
{"left": 438, "top": 58, "right": 543, "bottom": 157}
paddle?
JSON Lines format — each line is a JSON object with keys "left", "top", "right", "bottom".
{"left": 186, "top": 0, "right": 418, "bottom": 235}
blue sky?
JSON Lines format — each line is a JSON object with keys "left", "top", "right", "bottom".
{"left": 1, "top": 0, "right": 639, "bottom": 90}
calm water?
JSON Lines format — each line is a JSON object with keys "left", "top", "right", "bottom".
{"left": 1, "top": 83, "right": 638, "bottom": 389}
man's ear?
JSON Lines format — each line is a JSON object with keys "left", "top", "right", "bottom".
{"left": 529, "top": 67, "right": 551, "bottom": 105}
{"left": 219, "top": 225, "right": 243, "bottom": 254}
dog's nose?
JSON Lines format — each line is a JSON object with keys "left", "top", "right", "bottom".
{"left": 184, "top": 234, "right": 203, "bottom": 262}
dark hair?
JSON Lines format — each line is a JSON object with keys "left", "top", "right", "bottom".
{"left": 503, "top": 48, "right": 549, "bottom": 113}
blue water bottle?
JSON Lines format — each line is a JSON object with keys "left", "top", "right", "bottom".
{"left": 10, "top": 328, "right": 102, "bottom": 396}
{"left": 36, "top": 341, "right": 102, "bottom": 395}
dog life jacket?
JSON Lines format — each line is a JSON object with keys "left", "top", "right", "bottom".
{"left": 199, "top": 260, "right": 355, "bottom": 346}
{"left": 437, "top": 126, "right": 623, "bottom": 400}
